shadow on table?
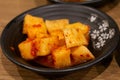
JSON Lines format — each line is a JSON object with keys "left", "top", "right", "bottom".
{"left": 115, "top": 50, "right": 120, "bottom": 67}
{"left": 115, "top": 34, "right": 120, "bottom": 67}
{"left": 1, "top": 53, "right": 113, "bottom": 80}
{"left": 96, "top": 0, "right": 120, "bottom": 12}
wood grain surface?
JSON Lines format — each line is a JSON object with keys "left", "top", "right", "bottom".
{"left": 0, "top": 0, "right": 120, "bottom": 80}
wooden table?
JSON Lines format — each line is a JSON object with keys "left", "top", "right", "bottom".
{"left": 0, "top": 0, "right": 120, "bottom": 80}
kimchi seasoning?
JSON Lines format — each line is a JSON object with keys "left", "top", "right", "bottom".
{"left": 10, "top": 46, "right": 15, "bottom": 51}
{"left": 31, "top": 41, "right": 38, "bottom": 57}
{"left": 33, "top": 24, "right": 41, "bottom": 28}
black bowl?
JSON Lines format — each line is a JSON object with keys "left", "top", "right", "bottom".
{"left": 49, "top": 0, "right": 108, "bottom": 7}
{"left": 1, "top": 4, "right": 119, "bottom": 76}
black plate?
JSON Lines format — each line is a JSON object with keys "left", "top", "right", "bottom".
{"left": 1, "top": 4, "right": 119, "bottom": 75}
{"left": 49, "top": 0, "right": 107, "bottom": 6}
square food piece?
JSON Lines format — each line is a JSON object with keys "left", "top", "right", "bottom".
{"left": 52, "top": 46, "right": 71, "bottom": 69}
{"left": 23, "top": 14, "right": 47, "bottom": 39}
{"left": 18, "top": 39, "right": 36, "bottom": 60}
{"left": 71, "top": 46, "right": 95, "bottom": 65}
{"left": 45, "top": 19, "right": 69, "bottom": 33}
{"left": 65, "top": 22, "right": 90, "bottom": 35}
{"left": 50, "top": 30, "right": 65, "bottom": 46}
{"left": 63, "top": 28, "right": 88, "bottom": 48}
{"left": 50, "top": 30, "right": 64, "bottom": 40}
{"left": 36, "top": 36, "right": 59, "bottom": 56}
